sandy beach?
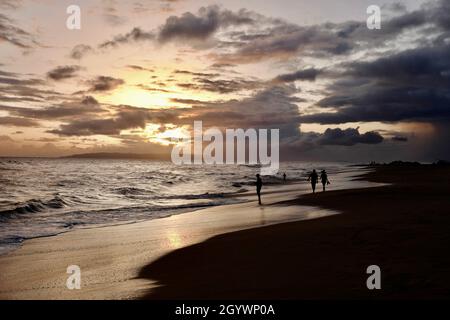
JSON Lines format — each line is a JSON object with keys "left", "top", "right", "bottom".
{"left": 0, "top": 168, "right": 375, "bottom": 299}
{"left": 140, "top": 164, "right": 450, "bottom": 299}
{"left": 1, "top": 165, "right": 449, "bottom": 299}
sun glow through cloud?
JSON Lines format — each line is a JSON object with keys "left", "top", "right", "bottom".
{"left": 144, "top": 124, "right": 190, "bottom": 146}
{"left": 99, "top": 87, "right": 171, "bottom": 108}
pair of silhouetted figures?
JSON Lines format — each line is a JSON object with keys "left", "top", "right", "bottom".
{"left": 308, "top": 169, "right": 330, "bottom": 193}
{"left": 255, "top": 170, "right": 331, "bottom": 205}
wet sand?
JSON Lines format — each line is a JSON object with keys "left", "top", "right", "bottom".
{"left": 0, "top": 169, "right": 373, "bottom": 299}
{"left": 139, "top": 165, "right": 450, "bottom": 299}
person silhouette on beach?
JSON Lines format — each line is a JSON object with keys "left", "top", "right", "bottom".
{"left": 256, "top": 174, "right": 263, "bottom": 205}
{"left": 307, "top": 169, "right": 318, "bottom": 193}
{"left": 283, "top": 173, "right": 286, "bottom": 182}
{"left": 320, "top": 170, "right": 330, "bottom": 192}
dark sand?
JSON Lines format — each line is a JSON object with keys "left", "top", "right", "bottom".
{"left": 139, "top": 165, "right": 450, "bottom": 299}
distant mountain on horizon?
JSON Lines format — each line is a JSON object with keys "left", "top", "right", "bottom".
{"left": 62, "top": 152, "right": 170, "bottom": 160}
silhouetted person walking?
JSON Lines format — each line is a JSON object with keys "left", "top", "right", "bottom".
{"left": 256, "top": 174, "right": 262, "bottom": 205}
{"left": 320, "top": 170, "right": 330, "bottom": 192}
{"left": 308, "top": 169, "right": 318, "bottom": 193}
{"left": 283, "top": 173, "right": 286, "bottom": 182}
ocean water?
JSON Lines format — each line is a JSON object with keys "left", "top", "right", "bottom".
{"left": 0, "top": 158, "right": 352, "bottom": 254}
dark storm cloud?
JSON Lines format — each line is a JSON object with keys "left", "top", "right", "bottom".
{"left": 99, "top": 6, "right": 256, "bottom": 48}
{"left": 343, "top": 43, "right": 450, "bottom": 84}
{"left": 280, "top": 128, "right": 384, "bottom": 154}
{"left": 318, "top": 128, "right": 383, "bottom": 146}
{"left": 215, "top": 0, "right": 450, "bottom": 64}
{"left": 158, "top": 5, "right": 255, "bottom": 43}
{"left": 94, "top": 0, "right": 450, "bottom": 68}
{"left": 334, "top": 10, "right": 427, "bottom": 45}
{"left": 97, "top": 4, "right": 353, "bottom": 62}
{"left": 47, "top": 66, "right": 82, "bottom": 80}
{"left": 329, "top": 0, "right": 450, "bottom": 50}
{"left": 301, "top": 43, "right": 450, "bottom": 124}
{"left": 214, "top": 22, "right": 354, "bottom": 64}
{"left": 274, "top": 68, "right": 322, "bottom": 83}
{"left": 70, "top": 44, "right": 93, "bottom": 60}
{"left": 86, "top": 76, "right": 125, "bottom": 92}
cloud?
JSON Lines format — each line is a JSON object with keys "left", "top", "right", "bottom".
{"left": 95, "top": 0, "right": 450, "bottom": 67}
{"left": 317, "top": 128, "right": 383, "bottom": 146}
{"left": 280, "top": 128, "right": 384, "bottom": 155}
{"left": 0, "top": 13, "right": 36, "bottom": 49}
{"left": 213, "top": 0, "right": 450, "bottom": 65}
{"left": 0, "top": 96, "right": 105, "bottom": 120}
{"left": 173, "top": 69, "right": 219, "bottom": 77}
{"left": 47, "top": 65, "right": 82, "bottom": 80}
{"left": 176, "top": 77, "right": 262, "bottom": 94}
{"left": 70, "top": 44, "right": 93, "bottom": 60}
{"left": 0, "top": 116, "right": 39, "bottom": 127}
{"left": 48, "top": 105, "right": 178, "bottom": 136}
{"left": 99, "top": 6, "right": 256, "bottom": 48}
{"left": 85, "top": 76, "right": 125, "bottom": 92}
{"left": 126, "top": 65, "right": 154, "bottom": 72}
{"left": 274, "top": 68, "right": 322, "bottom": 83}
{"left": 171, "top": 85, "right": 301, "bottom": 132}
{"left": 214, "top": 23, "right": 353, "bottom": 64}
{"left": 158, "top": 5, "right": 255, "bottom": 43}
{"left": 0, "top": 71, "right": 65, "bottom": 104}
{"left": 39, "top": 84, "right": 387, "bottom": 160}
{"left": 99, "top": 27, "right": 155, "bottom": 49}
{"left": 301, "top": 43, "right": 450, "bottom": 124}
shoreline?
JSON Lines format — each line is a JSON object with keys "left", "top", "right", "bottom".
{"left": 0, "top": 177, "right": 307, "bottom": 256}
{"left": 138, "top": 164, "right": 450, "bottom": 299}
{"left": 0, "top": 167, "right": 373, "bottom": 299}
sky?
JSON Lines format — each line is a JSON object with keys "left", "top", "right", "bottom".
{"left": 0, "top": 0, "right": 449, "bottom": 162}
